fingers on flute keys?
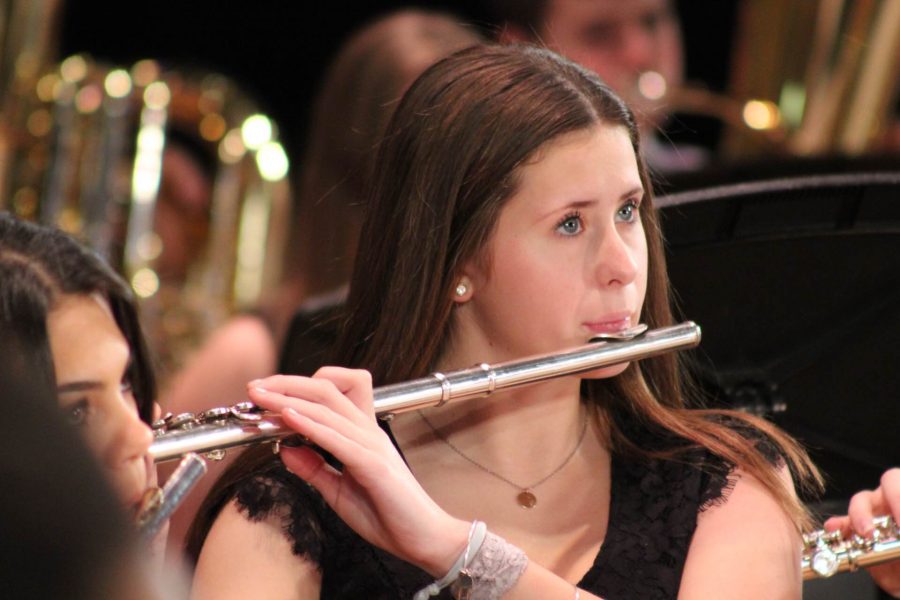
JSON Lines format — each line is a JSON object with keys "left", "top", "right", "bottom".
{"left": 826, "top": 468, "right": 900, "bottom": 538}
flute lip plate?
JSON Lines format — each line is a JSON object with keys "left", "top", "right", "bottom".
{"left": 589, "top": 323, "right": 649, "bottom": 342}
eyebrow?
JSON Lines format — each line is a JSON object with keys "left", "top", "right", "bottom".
{"left": 543, "top": 186, "right": 645, "bottom": 216}
{"left": 57, "top": 381, "right": 103, "bottom": 393}
{"left": 621, "top": 186, "right": 645, "bottom": 201}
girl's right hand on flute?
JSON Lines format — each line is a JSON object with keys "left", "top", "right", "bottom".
{"left": 824, "top": 468, "right": 900, "bottom": 597}
{"left": 246, "top": 368, "right": 470, "bottom": 578}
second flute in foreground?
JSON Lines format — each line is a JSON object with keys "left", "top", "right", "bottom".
{"left": 150, "top": 321, "right": 701, "bottom": 463}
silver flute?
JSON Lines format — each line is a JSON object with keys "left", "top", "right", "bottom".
{"left": 147, "top": 319, "right": 900, "bottom": 578}
{"left": 149, "top": 321, "right": 700, "bottom": 463}
{"left": 802, "top": 515, "right": 900, "bottom": 579}
{"left": 134, "top": 452, "right": 207, "bottom": 539}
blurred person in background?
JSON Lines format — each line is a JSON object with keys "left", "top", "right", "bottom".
{"left": 490, "top": 0, "right": 707, "bottom": 174}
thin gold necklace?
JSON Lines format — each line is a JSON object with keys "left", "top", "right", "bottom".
{"left": 418, "top": 409, "right": 589, "bottom": 509}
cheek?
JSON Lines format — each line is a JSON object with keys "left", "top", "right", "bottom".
{"left": 655, "top": 35, "right": 683, "bottom": 84}
{"left": 79, "top": 409, "right": 129, "bottom": 465}
{"left": 638, "top": 240, "right": 649, "bottom": 291}
{"left": 492, "top": 237, "right": 573, "bottom": 301}
{"left": 75, "top": 424, "right": 112, "bottom": 464}
{"left": 635, "top": 237, "right": 650, "bottom": 318}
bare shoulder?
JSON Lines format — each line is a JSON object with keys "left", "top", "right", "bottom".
{"left": 195, "top": 314, "right": 277, "bottom": 370}
{"left": 164, "top": 314, "right": 277, "bottom": 413}
{"left": 191, "top": 499, "right": 321, "bottom": 600}
{"left": 679, "top": 465, "right": 801, "bottom": 599}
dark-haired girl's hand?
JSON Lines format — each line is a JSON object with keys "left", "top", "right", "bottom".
{"left": 824, "top": 468, "right": 900, "bottom": 597}
{"left": 247, "top": 368, "right": 470, "bottom": 578}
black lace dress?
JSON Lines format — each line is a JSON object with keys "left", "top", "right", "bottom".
{"left": 225, "top": 418, "right": 760, "bottom": 600}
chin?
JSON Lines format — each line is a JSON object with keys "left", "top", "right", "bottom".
{"left": 581, "top": 361, "right": 630, "bottom": 380}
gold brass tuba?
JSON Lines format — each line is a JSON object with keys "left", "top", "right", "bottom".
{"left": 722, "top": 0, "right": 900, "bottom": 159}
{"left": 0, "top": 1, "right": 292, "bottom": 382}
{"left": 633, "top": 0, "right": 900, "bottom": 161}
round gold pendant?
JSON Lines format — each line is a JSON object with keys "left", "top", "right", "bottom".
{"left": 517, "top": 490, "right": 537, "bottom": 508}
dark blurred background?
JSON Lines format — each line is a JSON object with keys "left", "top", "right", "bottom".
{"left": 58, "top": 0, "right": 739, "bottom": 167}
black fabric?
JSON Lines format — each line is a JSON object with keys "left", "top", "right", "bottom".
{"left": 226, "top": 418, "right": 776, "bottom": 599}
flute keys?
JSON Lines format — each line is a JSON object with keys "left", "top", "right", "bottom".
{"left": 168, "top": 412, "right": 198, "bottom": 430}
{"left": 811, "top": 545, "right": 840, "bottom": 578}
{"left": 231, "top": 402, "right": 262, "bottom": 421}
{"left": 152, "top": 412, "right": 174, "bottom": 434}
{"left": 199, "top": 407, "right": 230, "bottom": 421}
{"left": 205, "top": 449, "right": 227, "bottom": 461}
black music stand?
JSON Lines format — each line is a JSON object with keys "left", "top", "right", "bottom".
{"left": 657, "top": 172, "right": 900, "bottom": 503}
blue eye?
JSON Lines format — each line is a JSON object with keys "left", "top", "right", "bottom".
{"left": 617, "top": 200, "right": 640, "bottom": 223}
{"left": 556, "top": 212, "right": 583, "bottom": 236}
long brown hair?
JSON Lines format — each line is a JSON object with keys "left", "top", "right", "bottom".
{"left": 287, "top": 10, "right": 482, "bottom": 300}
{"left": 186, "top": 12, "right": 483, "bottom": 560}
{"left": 331, "top": 44, "right": 822, "bottom": 529}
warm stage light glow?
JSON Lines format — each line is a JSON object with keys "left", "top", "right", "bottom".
{"left": 144, "top": 81, "right": 171, "bottom": 110}
{"left": 742, "top": 100, "right": 781, "bottom": 130}
{"left": 60, "top": 55, "right": 88, "bottom": 83}
{"left": 241, "top": 114, "right": 273, "bottom": 150}
{"left": 105, "top": 69, "right": 133, "bottom": 98}
{"left": 36, "top": 74, "right": 59, "bottom": 102}
{"left": 256, "top": 141, "right": 289, "bottom": 181}
{"left": 75, "top": 85, "right": 102, "bottom": 114}
{"left": 131, "top": 60, "right": 160, "bottom": 87}
{"left": 199, "top": 113, "right": 226, "bottom": 141}
{"left": 638, "top": 71, "right": 667, "bottom": 100}
{"left": 135, "top": 232, "right": 163, "bottom": 262}
{"left": 132, "top": 268, "right": 160, "bottom": 298}
{"left": 219, "top": 129, "right": 247, "bottom": 163}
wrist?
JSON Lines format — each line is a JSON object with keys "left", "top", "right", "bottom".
{"left": 417, "top": 516, "right": 472, "bottom": 577}
{"left": 414, "top": 525, "right": 529, "bottom": 600}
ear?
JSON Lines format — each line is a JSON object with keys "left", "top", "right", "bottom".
{"left": 497, "top": 23, "right": 535, "bottom": 45}
{"left": 452, "top": 276, "right": 474, "bottom": 304}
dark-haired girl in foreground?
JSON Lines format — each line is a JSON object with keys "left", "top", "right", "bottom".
{"left": 0, "top": 213, "right": 169, "bottom": 572}
{"left": 190, "top": 45, "right": 823, "bottom": 599}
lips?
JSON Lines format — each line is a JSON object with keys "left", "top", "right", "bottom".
{"left": 116, "top": 457, "right": 151, "bottom": 510}
{"left": 583, "top": 313, "right": 632, "bottom": 335}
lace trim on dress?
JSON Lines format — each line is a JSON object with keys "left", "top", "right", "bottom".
{"left": 233, "top": 460, "right": 328, "bottom": 565}
{"left": 228, "top": 415, "right": 786, "bottom": 599}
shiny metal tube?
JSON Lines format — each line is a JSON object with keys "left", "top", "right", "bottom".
{"left": 802, "top": 516, "right": 900, "bottom": 579}
{"left": 136, "top": 452, "right": 207, "bottom": 539}
{"left": 150, "top": 321, "right": 701, "bottom": 463}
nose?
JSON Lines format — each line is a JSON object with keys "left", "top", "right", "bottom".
{"left": 594, "top": 227, "right": 638, "bottom": 288}
{"left": 107, "top": 394, "right": 153, "bottom": 467}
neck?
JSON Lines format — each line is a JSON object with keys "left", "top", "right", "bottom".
{"left": 399, "top": 376, "right": 602, "bottom": 485}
